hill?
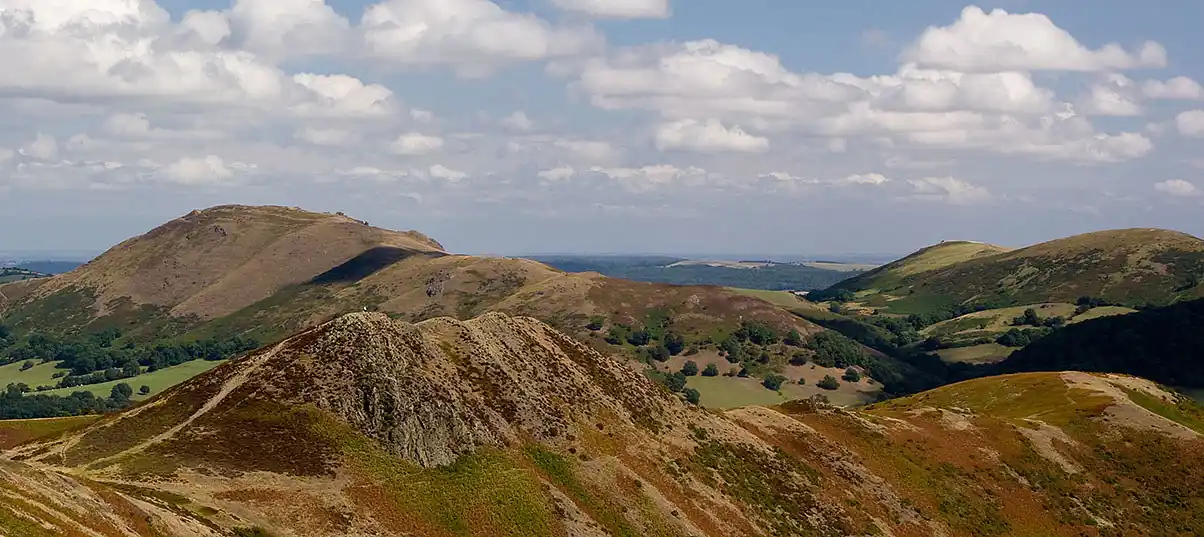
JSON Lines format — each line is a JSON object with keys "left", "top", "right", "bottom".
{"left": 1002, "top": 297, "right": 1204, "bottom": 388}
{"left": 3, "top": 205, "right": 890, "bottom": 410}
{"left": 3, "top": 314, "right": 1202, "bottom": 536}
{"left": 826, "top": 229, "right": 1204, "bottom": 315}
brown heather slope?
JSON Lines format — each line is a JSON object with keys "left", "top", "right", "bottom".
{"left": 4, "top": 313, "right": 1203, "bottom": 536}
{"left": 19, "top": 205, "right": 445, "bottom": 321}
{"left": 831, "top": 228, "right": 1204, "bottom": 314}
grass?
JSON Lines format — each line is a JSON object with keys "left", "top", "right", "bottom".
{"left": 1122, "top": 388, "right": 1204, "bottom": 435}
{"left": 0, "top": 361, "right": 71, "bottom": 390}
{"left": 935, "top": 344, "right": 1016, "bottom": 365}
{"left": 687, "top": 376, "right": 791, "bottom": 409}
{"left": 1069, "top": 305, "right": 1137, "bottom": 323}
{"left": 0, "top": 415, "right": 98, "bottom": 449}
{"left": 40, "top": 360, "right": 226, "bottom": 400}
{"left": 871, "top": 372, "right": 1112, "bottom": 427}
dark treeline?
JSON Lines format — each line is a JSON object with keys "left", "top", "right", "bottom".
{"left": 1003, "top": 298, "right": 1204, "bottom": 388}
{"left": 1, "top": 326, "right": 256, "bottom": 391}
{"left": 1, "top": 382, "right": 134, "bottom": 419}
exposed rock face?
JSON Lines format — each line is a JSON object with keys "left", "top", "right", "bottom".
{"left": 245, "top": 312, "right": 673, "bottom": 467}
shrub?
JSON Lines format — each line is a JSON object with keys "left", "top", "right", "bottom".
{"left": 110, "top": 383, "right": 133, "bottom": 402}
{"left": 817, "top": 375, "right": 840, "bottom": 390}
{"left": 664, "top": 333, "right": 686, "bottom": 355}
{"left": 842, "top": 367, "right": 861, "bottom": 383}
{"left": 681, "top": 360, "right": 700, "bottom": 377}
{"left": 684, "top": 345, "right": 699, "bottom": 356}
{"left": 139, "top": 385, "right": 151, "bottom": 396}
{"left": 19, "top": 360, "right": 34, "bottom": 372}
{"left": 626, "top": 329, "right": 651, "bottom": 346}
{"left": 664, "top": 372, "right": 688, "bottom": 393}
{"left": 736, "top": 321, "right": 779, "bottom": 345}
{"left": 586, "top": 316, "right": 605, "bottom": 331}
{"left": 789, "top": 352, "right": 807, "bottom": 366}
{"left": 683, "top": 388, "right": 701, "bottom": 405}
{"left": 702, "top": 363, "right": 719, "bottom": 377}
{"left": 762, "top": 374, "right": 787, "bottom": 391}
{"left": 798, "top": 378, "right": 806, "bottom": 385}
{"left": 784, "top": 329, "right": 804, "bottom": 347}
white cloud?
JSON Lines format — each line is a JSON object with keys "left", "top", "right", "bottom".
{"left": 360, "top": 0, "right": 602, "bottom": 71}
{"left": 411, "top": 109, "right": 436, "bottom": 122}
{"left": 654, "top": 119, "right": 769, "bottom": 153}
{"left": 291, "top": 74, "right": 395, "bottom": 117}
{"left": 429, "top": 164, "right": 468, "bottom": 182}
{"left": 906, "top": 6, "right": 1167, "bottom": 72}
{"left": 836, "top": 173, "right": 891, "bottom": 186}
{"left": 551, "top": 0, "right": 670, "bottom": 19}
{"left": 502, "top": 111, "right": 534, "bottom": 131}
{"left": 1080, "top": 76, "right": 1141, "bottom": 117}
{"left": 590, "top": 165, "right": 713, "bottom": 191}
{"left": 19, "top": 134, "right": 58, "bottom": 161}
{"left": 162, "top": 155, "right": 236, "bottom": 185}
{"left": 872, "top": 66, "right": 1056, "bottom": 114}
{"left": 226, "top": 0, "right": 351, "bottom": 57}
{"left": 391, "top": 133, "right": 446, "bottom": 155}
{"left": 553, "top": 140, "right": 618, "bottom": 162}
{"left": 1142, "top": 77, "right": 1204, "bottom": 100}
{"left": 1154, "top": 179, "right": 1199, "bottom": 197}
{"left": 908, "top": 176, "right": 991, "bottom": 204}
{"left": 295, "top": 127, "right": 360, "bottom": 146}
{"left": 538, "top": 166, "right": 576, "bottom": 182}
{"left": 1177, "top": 110, "right": 1204, "bottom": 137}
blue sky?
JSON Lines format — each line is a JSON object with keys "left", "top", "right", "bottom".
{"left": 1, "top": 1, "right": 1203, "bottom": 257}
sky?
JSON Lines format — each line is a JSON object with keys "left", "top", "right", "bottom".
{"left": 1, "top": 0, "right": 1203, "bottom": 257}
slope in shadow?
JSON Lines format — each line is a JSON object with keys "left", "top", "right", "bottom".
{"left": 310, "top": 247, "right": 442, "bottom": 284}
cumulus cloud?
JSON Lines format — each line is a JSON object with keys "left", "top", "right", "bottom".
{"left": 538, "top": 166, "right": 576, "bottom": 182}
{"left": 162, "top": 155, "right": 236, "bottom": 185}
{"left": 391, "top": 133, "right": 446, "bottom": 155}
{"left": 1142, "top": 77, "right": 1204, "bottom": 100}
{"left": 908, "top": 176, "right": 991, "bottom": 204}
{"left": 551, "top": 0, "right": 670, "bottom": 19}
{"left": 502, "top": 111, "right": 534, "bottom": 131}
{"left": 1177, "top": 110, "right": 1204, "bottom": 137}
{"left": 906, "top": 6, "right": 1167, "bottom": 72}
{"left": 429, "top": 164, "right": 468, "bottom": 182}
{"left": 18, "top": 134, "right": 59, "bottom": 161}
{"left": 295, "top": 127, "right": 360, "bottom": 146}
{"left": 1154, "top": 179, "right": 1199, "bottom": 197}
{"left": 590, "top": 165, "right": 713, "bottom": 192}
{"left": 654, "top": 119, "right": 769, "bottom": 153}
{"left": 836, "top": 173, "right": 891, "bottom": 186}
{"left": 360, "top": 0, "right": 602, "bottom": 72}
{"left": 1080, "top": 75, "right": 1141, "bottom": 117}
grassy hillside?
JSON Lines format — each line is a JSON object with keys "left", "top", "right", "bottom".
{"left": 826, "top": 229, "right": 1204, "bottom": 315}
{"left": 3, "top": 314, "right": 1200, "bottom": 536}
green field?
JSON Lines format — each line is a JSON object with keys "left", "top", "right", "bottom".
{"left": 726, "top": 288, "right": 844, "bottom": 320}
{"left": 935, "top": 344, "right": 1016, "bottom": 365}
{"left": 39, "top": 360, "right": 226, "bottom": 400}
{"left": 1069, "top": 305, "right": 1138, "bottom": 323}
{"left": 687, "top": 375, "right": 872, "bottom": 409}
{"left": 0, "top": 361, "right": 71, "bottom": 390}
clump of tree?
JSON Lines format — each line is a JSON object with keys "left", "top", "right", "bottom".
{"left": 702, "top": 363, "right": 720, "bottom": 377}
{"left": 681, "top": 361, "right": 699, "bottom": 377}
{"left": 683, "top": 388, "right": 701, "bottom": 405}
{"left": 762, "top": 374, "right": 787, "bottom": 391}
{"left": 817, "top": 375, "right": 841, "bottom": 391}
{"left": 1, "top": 382, "right": 131, "bottom": 419}
{"left": 996, "top": 328, "right": 1053, "bottom": 348}
{"left": 807, "top": 332, "right": 867, "bottom": 369}
{"left": 842, "top": 367, "right": 861, "bottom": 383}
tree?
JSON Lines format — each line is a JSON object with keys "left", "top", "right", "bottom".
{"left": 139, "top": 385, "right": 151, "bottom": 396}
{"left": 683, "top": 388, "right": 701, "bottom": 405}
{"left": 110, "top": 383, "right": 133, "bottom": 402}
{"left": 736, "top": 321, "right": 779, "bottom": 345}
{"left": 762, "top": 374, "right": 787, "bottom": 391}
{"left": 665, "top": 372, "right": 688, "bottom": 393}
{"left": 664, "top": 333, "right": 686, "bottom": 356}
{"left": 586, "top": 316, "right": 605, "bottom": 331}
{"left": 702, "top": 363, "right": 720, "bottom": 377}
{"left": 1014, "top": 308, "right": 1042, "bottom": 327}
{"left": 789, "top": 352, "right": 807, "bottom": 366}
{"left": 798, "top": 377, "right": 807, "bottom": 385}
{"left": 817, "top": 375, "right": 840, "bottom": 390}
{"left": 784, "top": 329, "right": 804, "bottom": 347}
{"left": 720, "top": 337, "right": 743, "bottom": 363}
{"left": 681, "top": 360, "right": 700, "bottom": 377}
{"left": 842, "top": 367, "right": 861, "bottom": 383}
{"left": 19, "top": 360, "right": 35, "bottom": 372}
{"left": 626, "top": 329, "right": 651, "bottom": 346}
